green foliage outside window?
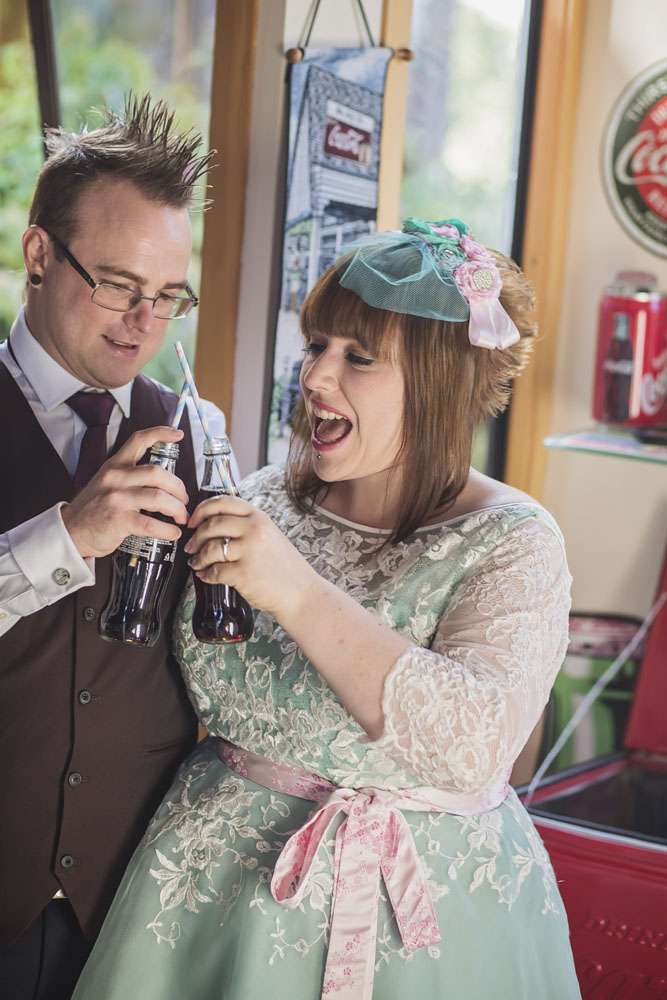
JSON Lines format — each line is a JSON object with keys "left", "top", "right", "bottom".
{"left": 0, "top": 38, "right": 42, "bottom": 340}
{"left": 0, "top": 3, "right": 215, "bottom": 391}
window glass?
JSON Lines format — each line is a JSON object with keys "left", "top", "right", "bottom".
{"left": 0, "top": 8, "right": 42, "bottom": 340}
{"left": 51, "top": 0, "right": 216, "bottom": 390}
{"left": 401, "top": 0, "right": 531, "bottom": 470}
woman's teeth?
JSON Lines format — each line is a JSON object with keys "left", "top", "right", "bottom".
{"left": 314, "top": 416, "right": 352, "bottom": 445}
{"left": 312, "top": 405, "right": 347, "bottom": 421}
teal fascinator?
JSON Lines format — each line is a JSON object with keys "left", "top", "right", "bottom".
{"left": 338, "top": 217, "right": 520, "bottom": 350}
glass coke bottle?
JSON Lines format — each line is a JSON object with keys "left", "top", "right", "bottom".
{"left": 192, "top": 437, "right": 254, "bottom": 644}
{"left": 99, "top": 441, "right": 181, "bottom": 647}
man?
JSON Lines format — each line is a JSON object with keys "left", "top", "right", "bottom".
{"left": 0, "top": 94, "right": 228, "bottom": 999}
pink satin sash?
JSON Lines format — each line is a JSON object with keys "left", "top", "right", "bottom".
{"left": 216, "top": 738, "right": 508, "bottom": 1000}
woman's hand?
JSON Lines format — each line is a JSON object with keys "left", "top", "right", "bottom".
{"left": 185, "top": 494, "right": 410, "bottom": 738}
{"left": 184, "top": 495, "right": 315, "bottom": 620}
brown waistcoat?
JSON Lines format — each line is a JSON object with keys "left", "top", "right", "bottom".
{"left": 0, "top": 364, "right": 199, "bottom": 943}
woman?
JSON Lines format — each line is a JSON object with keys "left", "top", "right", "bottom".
{"left": 74, "top": 218, "right": 581, "bottom": 999}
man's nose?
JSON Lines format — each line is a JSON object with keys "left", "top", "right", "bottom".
{"left": 124, "top": 297, "right": 155, "bottom": 334}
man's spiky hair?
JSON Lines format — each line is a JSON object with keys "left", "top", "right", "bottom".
{"left": 30, "top": 91, "right": 216, "bottom": 244}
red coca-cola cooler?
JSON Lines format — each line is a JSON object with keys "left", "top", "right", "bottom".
{"left": 592, "top": 271, "right": 667, "bottom": 428}
{"left": 519, "top": 551, "right": 667, "bottom": 998}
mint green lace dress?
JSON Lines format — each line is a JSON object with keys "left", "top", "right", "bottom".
{"left": 74, "top": 465, "right": 581, "bottom": 999}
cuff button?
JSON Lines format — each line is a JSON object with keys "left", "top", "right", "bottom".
{"left": 52, "top": 567, "right": 71, "bottom": 586}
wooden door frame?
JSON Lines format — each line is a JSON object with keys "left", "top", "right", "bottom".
{"left": 505, "top": 0, "right": 586, "bottom": 499}
{"left": 377, "top": 0, "right": 413, "bottom": 230}
{"left": 194, "top": 0, "right": 260, "bottom": 429}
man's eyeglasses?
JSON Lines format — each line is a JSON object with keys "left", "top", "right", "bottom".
{"left": 44, "top": 230, "right": 199, "bottom": 320}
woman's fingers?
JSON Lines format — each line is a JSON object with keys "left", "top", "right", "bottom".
{"left": 187, "top": 493, "right": 251, "bottom": 529}
{"left": 189, "top": 536, "right": 242, "bottom": 571}
{"left": 184, "top": 514, "right": 245, "bottom": 555}
{"left": 193, "top": 564, "right": 232, "bottom": 584}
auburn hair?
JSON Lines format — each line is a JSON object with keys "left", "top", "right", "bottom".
{"left": 285, "top": 250, "right": 537, "bottom": 545}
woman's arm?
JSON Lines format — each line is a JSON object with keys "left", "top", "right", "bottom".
{"left": 278, "top": 572, "right": 411, "bottom": 738}
{"left": 186, "top": 499, "right": 570, "bottom": 779}
{"left": 185, "top": 494, "right": 409, "bottom": 737}
{"left": 369, "top": 517, "right": 571, "bottom": 792}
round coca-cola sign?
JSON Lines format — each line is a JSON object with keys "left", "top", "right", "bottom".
{"left": 602, "top": 58, "right": 667, "bottom": 257}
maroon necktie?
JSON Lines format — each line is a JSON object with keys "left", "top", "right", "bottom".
{"left": 66, "top": 390, "right": 116, "bottom": 492}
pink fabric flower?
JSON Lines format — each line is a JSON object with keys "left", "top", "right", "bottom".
{"left": 460, "top": 234, "right": 494, "bottom": 262}
{"left": 453, "top": 255, "right": 521, "bottom": 350}
{"left": 453, "top": 260, "right": 502, "bottom": 300}
{"left": 431, "top": 223, "right": 460, "bottom": 239}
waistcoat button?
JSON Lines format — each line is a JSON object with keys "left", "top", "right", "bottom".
{"left": 78, "top": 689, "right": 92, "bottom": 705}
{"left": 82, "top": 606, "right": 96, "bottom": 622}
{"left": 68, "top": 772, "right": 82, "bottom": 787}
{"left": 60, "top": 855, "right": 75, "bottom": 869}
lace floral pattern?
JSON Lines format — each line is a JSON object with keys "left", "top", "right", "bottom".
{"left": 158, "top": 465, "right": 572, "bottom": 961}
{"left": 142, "top": 744, "right": 563, "bottom": 967}
{"left": 372, "top": 518, "right": 571, "bottom": 793}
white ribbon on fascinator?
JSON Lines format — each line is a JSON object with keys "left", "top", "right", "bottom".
{"left": 467, "top": 296, "right": 521, "bottom": 350}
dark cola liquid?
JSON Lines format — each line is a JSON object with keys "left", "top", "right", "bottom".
{"left": 99, "top": 538, "right": 176, "bottom": 647}
{"left": 191, "top": 487, "right": 254, "bottom": 644}
{"left": 192, "top": 577, "right": 254, "bottom": 643}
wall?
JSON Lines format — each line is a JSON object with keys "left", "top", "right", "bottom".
{"left": 542, "top": 0, "right": 667, "bottom": 618}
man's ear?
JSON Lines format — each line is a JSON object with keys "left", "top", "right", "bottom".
{"left": 22, "top": 225, "right": 52, "bottom": 284}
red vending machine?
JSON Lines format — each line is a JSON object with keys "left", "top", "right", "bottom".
{"left": 520, "top": 551, "right": 667, "bottom": 998}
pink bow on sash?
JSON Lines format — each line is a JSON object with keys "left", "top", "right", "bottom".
{"left": 216, "top": 739, "right": 508, "bottom": 1000}
{"left": 272, "top": 786, "right": 441, "bottom": 999}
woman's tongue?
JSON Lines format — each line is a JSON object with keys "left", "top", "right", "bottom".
{"left": 317, "top": 417, "right": 351, "bottom": 444}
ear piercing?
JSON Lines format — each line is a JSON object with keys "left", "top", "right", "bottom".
{"left": 29, "top": 274, "right": 42, "bottom": 286}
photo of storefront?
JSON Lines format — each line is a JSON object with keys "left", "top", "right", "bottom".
{"left": 269, "top": 58, "right": 390, "bottom": 462}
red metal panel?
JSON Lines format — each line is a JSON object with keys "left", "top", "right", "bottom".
{"left": 536, "top": 819, "right": 667, "bottom": 998}
{"left": 625, "top": 543, "right": 667, "bottom": 754}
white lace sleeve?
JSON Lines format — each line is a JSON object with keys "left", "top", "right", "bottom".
{"left": 372, "top": 516, "right": 572, "bottom": 794}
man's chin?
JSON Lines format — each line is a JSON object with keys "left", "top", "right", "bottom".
{"left": 89, "top": 355, "right": 145, "bottom": 390}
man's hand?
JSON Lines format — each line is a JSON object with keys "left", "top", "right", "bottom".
{"left": 61, "top": 427, "right": 189, "bottom": 560}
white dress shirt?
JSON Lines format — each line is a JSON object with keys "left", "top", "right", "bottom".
{"left": 0, "top": 307, "right": 233, "bottom": 637}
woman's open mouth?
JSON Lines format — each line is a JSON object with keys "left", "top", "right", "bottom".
{"left": 311, "top": 404, "right": 353, "bottom": 451}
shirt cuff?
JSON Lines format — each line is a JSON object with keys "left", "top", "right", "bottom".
{"left": 8, "top": 502, "right": 95, "bottom": 604}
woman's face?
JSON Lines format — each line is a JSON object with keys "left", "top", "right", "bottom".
{"left": 299, "top": 331, "right": 405, "bottom": 485}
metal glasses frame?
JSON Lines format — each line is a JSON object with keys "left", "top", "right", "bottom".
{"left": 43, "top": 229, "right": 199, "bottom": 319}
